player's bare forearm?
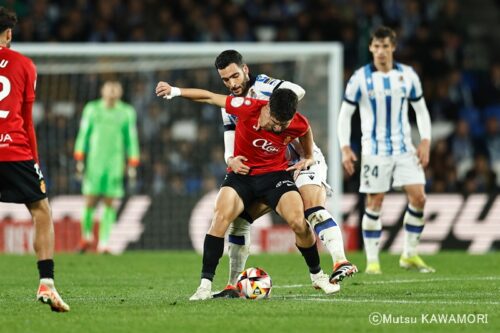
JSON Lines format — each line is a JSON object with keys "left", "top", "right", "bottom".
{"left": 156, "top": 81, "right": 226, "bottom": 107}
{"left": 288, "top": 127, "right": 314, "bottom": 173}
{"left": 298, "top": 127, "right": 314, "bottom": 160}
{"left": 181, "top": 88, "right": 227, "bottom": 107}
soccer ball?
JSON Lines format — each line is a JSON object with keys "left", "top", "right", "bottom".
{"left": 236, "top": 267, "right": 272, "bottom": 300}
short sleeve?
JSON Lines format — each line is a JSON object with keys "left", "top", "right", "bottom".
{"left": 343, "top": 71, "right": 362, "bottom": 105}
{"left": 220, "top": 107, "right": 237, "bottom": 131}
{"left": 408, "top": 67, "right": 423, "bottom": 101}
{"left": 224, "top": 96, "right": 266, "bottom": 119}
{"left": 253, "top": 74, "right": 283, "bottom": 98}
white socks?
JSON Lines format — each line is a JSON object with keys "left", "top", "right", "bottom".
{"left": 227, "top": 217, "right": 251, "bottom": 286}
{"left": 403, "top": 204, "right": 425, "bottom": 258}
{"left": 362, "top": 208, "right": 382, "bottom": 264}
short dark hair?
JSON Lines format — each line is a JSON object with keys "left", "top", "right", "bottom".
{"left": 214, "top": 50, "right": 244, "bottom": 70}
{"left": 369, "top": 26, "right": 397, "bottom": 45}
{"left": 0, "top": 7, "right": 17, "bottom": 34}
{"left": 269, "top": 89, "right": 298, "bottom": 122}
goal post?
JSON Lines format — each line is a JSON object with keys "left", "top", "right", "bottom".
{"left": 11, "top": 43, "right": 345, "bottom": 249}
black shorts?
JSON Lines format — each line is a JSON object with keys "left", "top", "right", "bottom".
{"left": 222, "top": 171, "right": 299, "bottom": 211}
{"left": 0, "top": 160, "right": 47, "bottom": 204}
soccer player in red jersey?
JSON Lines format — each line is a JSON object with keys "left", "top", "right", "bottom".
{"left": 0, "top": 7, "right": 69, "bottom": 312}
{"left": 156, "top": 81, "right": 340, "bottom": 300}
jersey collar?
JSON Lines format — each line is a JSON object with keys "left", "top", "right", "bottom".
{"left": 370, "top": 62, "right": 398, "bottom": 72}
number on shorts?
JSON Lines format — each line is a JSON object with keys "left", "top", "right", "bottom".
{"left": 363, "top": 164, "right": 379, "bottom": 178}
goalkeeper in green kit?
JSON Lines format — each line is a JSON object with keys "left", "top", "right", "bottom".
{"left": 74, "top": 80, "right": 140, "bottom": 253}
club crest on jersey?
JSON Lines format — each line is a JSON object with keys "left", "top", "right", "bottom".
{"left": 230, "top": 97, "right": 245, "bottom": 108}
{"left": 244, "top": 99, "right": 251, "bottom": 106}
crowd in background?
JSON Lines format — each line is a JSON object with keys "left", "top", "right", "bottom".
{"left": 4, "top": 0, "right": 500, "bottom": 196}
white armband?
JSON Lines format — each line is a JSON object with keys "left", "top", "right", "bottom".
{"left": 164, "top": 87, "right": 181, "bottom": 99}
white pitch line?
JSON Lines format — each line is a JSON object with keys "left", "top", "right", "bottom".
{"left": 274, "top": 276, "right": 500, "bottom": 289}
{"left": 279, "top": 296, "right": 500, "bottom": 306}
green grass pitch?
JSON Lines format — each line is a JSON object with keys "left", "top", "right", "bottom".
{"left": 1, "top": 252, "right": 499, "bottom": 333}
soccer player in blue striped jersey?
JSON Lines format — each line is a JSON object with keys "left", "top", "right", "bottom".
{"left": 337, "top": 26, "right": 435, "bottom": 274}
{"left": 212, "top": 50, "right": 357, "bottom": 298}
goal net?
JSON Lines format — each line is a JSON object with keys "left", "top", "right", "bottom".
{"left": 2, "top": 43, "right": 344, "bottom": 253}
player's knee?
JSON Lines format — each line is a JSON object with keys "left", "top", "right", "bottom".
{"left": 410, "top": 193, "right": 426, "bottom": 209}
{"left": 210, "top": 209, "right": 233, "bottom": 236}
{"left": 367, "top": 194, "right": 384, "bottom": 209}
{"left": 27, "top": 199, "right": 51, "bottom": 220}
{"left": 287, "top": 215, "right": 309, "bottom": 236}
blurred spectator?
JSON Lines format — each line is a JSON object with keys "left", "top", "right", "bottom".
{"left": 462, "top": 154, "right": 497, "bottom": 195}
{"left": 447, "top": 119, "right": 479, "bottom": 180}
{"left": 484, "top": 116, "right": 500, "bottom": 185}
{"left": 475, "top": 62, "right": 500, "bottom": 109}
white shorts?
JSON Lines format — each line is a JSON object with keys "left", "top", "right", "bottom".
{"left": 359, "top": 153, "right": 425, "bottom": 193}
{"left": 294, "top": 150, "right": 331, "bottom": 192}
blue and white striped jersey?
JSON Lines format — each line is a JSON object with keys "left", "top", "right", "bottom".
{"left": 344, "top": 62, "right": 423, "bottom": 156}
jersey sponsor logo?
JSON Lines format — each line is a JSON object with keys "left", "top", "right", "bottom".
{"left": 230, "top": 97, "right": 245, "bottom": 108}
{"left": 0, "top": 133, "right": 13, "bottom": 143}
{"left": 368, "top": 88, "right": 405, "bottom": 98}
{"left": 253, "top": 138, "right": 279, "bottom": 153}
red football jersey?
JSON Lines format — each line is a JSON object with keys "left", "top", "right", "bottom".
{"left": 0, "top": 47, "right": 37, "bottom": 162}
{"left": 225, "top": 96, "right": 309, "bottom": 175}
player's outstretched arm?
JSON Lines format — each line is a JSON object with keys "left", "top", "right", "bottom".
{"left": 156, "top": 81, "right": 227, "bottom": 107}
